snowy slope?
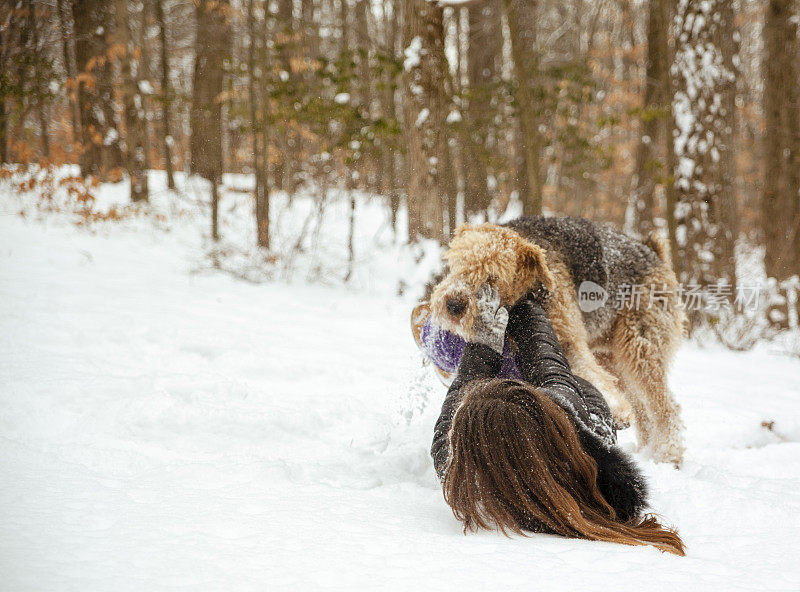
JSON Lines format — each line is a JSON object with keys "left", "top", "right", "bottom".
{"left": 1, "top": 175, "right": 799, "bottom": 591}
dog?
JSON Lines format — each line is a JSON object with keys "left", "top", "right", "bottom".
{"left": 421, "top": 216, "right": 687, "bottom": 465}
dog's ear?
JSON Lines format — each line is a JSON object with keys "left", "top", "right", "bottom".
{"left": 517, "top": 239, "right": 555, "bottom": 291}
{"left": 451, "top": 223, "right": 476, "bottom": 240}
{"left": 451, "top": 223, "right": 498, "bottom": 240}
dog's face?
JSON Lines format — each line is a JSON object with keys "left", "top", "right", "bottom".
{"left": 429, "top": 224, "right": 554, "bottom": 338}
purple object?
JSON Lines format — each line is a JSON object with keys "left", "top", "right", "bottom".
{"left": 420, "top": 318, "right": 521, "bottom": 380}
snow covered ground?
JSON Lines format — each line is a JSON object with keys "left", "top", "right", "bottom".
{"left": 1, "top": 172, "right": 800, "bottom": 591}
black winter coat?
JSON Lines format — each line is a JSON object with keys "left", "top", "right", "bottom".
{"left": 430, "top": 299, "right": 648, "bottom": 522}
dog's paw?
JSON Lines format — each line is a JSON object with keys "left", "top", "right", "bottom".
{"left": 613, "top": 415, "right": 631, "bottom": 431}
{"left": 650, "top": 439, "right": 685, "bottom": 468}
{"left": 609, "top": 398, "right": 633, "bottom": 431}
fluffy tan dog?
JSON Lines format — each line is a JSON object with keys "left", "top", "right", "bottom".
{"left": 425, "top": 216, "right": 686, "bottom": 465}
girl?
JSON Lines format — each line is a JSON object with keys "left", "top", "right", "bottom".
{"left": 422, "top": 285, "right": 685, "bottom": 555}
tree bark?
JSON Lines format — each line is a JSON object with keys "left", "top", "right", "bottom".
{"left": 248, "top": 0, "right": 269, "bottom": 248}
{"left": 0, "top": 100, "right": 7, "bottom": 164}
{"left": 0, "top": 11, "right": 9, "bottom": 163}
{"left": 73, "top": 0, "right": 122, "bottom": 178}
{"left": 114, "top": 0, "right": 149, "bottom": 202}
{"left": 713, "top": 0, "right": 739, "bottom": 285}
{"left": 672, "top": 0, "right": 737, "bottom": 285}
{"left": 57, "top": 0, "right": 82, "bottom": 145}
{"left": 191, "top": 0, "right": 230, "bottom": 240}
{"left": 136, "top": 0, "right": 153, "bottom": 172}
{"left": 381, "top": 0, "right": 399, "bottom": 233}
{"left": 631, "top": 0, "right": 671, "bottom": 237}
{"left": 155, "top": 0, "right": 175, "bottom": 190}
{"left": 27, "top": 0, "right": 50, "bottom": 158}
{"left": 401, "top": 0, "right": 449, "bottom": 242}
{"left": 462, "top": 0, "right": 501, "bottom": 217}
{"left": 273, "top": 0, "right": 294, "bottom": 192}
{"left": 762, "top": 0, "right": 800, "bottom": 282}
{"left": 503, "top": 0, "right": 543, "bottom": 216}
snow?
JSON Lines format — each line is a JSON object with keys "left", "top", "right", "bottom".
{"left": 138, "top": 80, "right": 155, "bottom": 95}
{"left": 1, "top": 171, "right": 800, "bottom": 590}
{"left": 416, "top": 107, "right": 430, "bottom": 127}
{"left": 103, "top": 128, "right": 119, "bottom": 145}
{"left": 446, "top": 110, "right": 462, "bottom": 124}
{"left": 403, "top": 36, "right": 423, "bottom": 71}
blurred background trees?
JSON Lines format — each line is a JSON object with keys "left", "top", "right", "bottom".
{"left": 2, "top": 0, "right": 800, "bottom": 328}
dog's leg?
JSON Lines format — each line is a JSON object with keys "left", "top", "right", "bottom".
{"left": 594, "top": 351, "right": 635, "bottom": 431}
{"left": 599, "top": 354, "right": 653, "bottom": 446}
{"left": 546, "top": 288, "right": 632, "bottom": 426}
{"left": 612, "top": 302, "right": 685, "bottom": 466}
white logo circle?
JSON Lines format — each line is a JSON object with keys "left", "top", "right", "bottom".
{"left": 577, "top": 281, "right": 608, "bottom": 312}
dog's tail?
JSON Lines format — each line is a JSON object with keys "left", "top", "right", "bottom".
{"left": 645, "top": 231, "right": 672, "bottom": 268}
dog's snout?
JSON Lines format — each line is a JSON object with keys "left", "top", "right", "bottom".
{"left": 446, "top": 298, "right": 467, "bottom": 318}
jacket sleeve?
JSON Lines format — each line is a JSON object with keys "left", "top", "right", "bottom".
{"left": 574, "top": 375, "right": 616, "bottom": 447}
{"left": 506, "top": 299, "right": 613, "bottom": 444}
{"left": 430, "top": 342, "right": 503, "bottom": 480}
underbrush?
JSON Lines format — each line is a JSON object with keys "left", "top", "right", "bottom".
{"left": 1, "top": 164, "right": 167, "bottom": 227}
{"left": 4, "top": 163, "right": 797, "bottom": 352}
{"left": 0, "top": 164, "right": 441, "bottom": 300}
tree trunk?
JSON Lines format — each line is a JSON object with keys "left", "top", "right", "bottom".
{"left": 462, "top": 0, "right": 501, "bottom": 217}
{"left": 712, "top": 0, "right": 739, "bottom": 285}
{"left": 57, "top": 0, "right": 82, "bottom": 146}
{"left": 248, "top": 0, "right": 269, "bottom": 249}
{"left": 155, "top": 0, "right": 175, "bottom": 190}
{"left": 27, "top": 0, "right": 50, "bottom": 158}
{"left": 114, "top": 0, "right": 149, "bottom": 202}
{"left": 503, "top": 0, "right": 543, "bottom": 216}
{"left": 345, "top": 190, "right": 356, "bottom": 281}
{"left": 672, "top": 0, "right": 737, "bottom": 286}
{"left": 73, "top": 0, "right": 121, "bottom": 179}
{"left": 258, "top": 0, "right": 271, "bottom": 233}
{"left": 762, "top": 0, "right": 800, "bottom": 282}
{"left": 401, "top": 0, "right": 449, "bottom": 243}
{"left": 273, "top": 0, "right": 294, "bottom": 192}
{"left": 301, "top": 0, "right": 320, "bottom": 58}
{"left": 355, "top": 0, "right": 372, "bottom": 189}
{"left": 0, "top": 101, "right": 7, "bottom": 164}
{"left": 191, "top": 0, "right": 230, "bottom": 241}
{"left": 381, "top": 0, "right": 400, "bottom": 234}
{"left": 211, "top": 180, "right": 220, "bottom": 241}
{"left": 136, "top": 0, "right": 153, "bottom": 172}
{"left": 631, "top": 0, "right": 671, "bottom": 237}
{"left": 1, "top": 13, "right": 9, "bottom": 163}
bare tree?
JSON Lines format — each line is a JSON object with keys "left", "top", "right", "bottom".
{"left": 114, "top": 0, "right": 149, "bottom": 201}
{"left": 0, "top": 3, "right": 22, "bottom": 163}
{"left": 503, "top": 0, "right": 544, "bottom": 216}
{"left": 672, "top": 0, "right": 738, "bottom": 285}
{"left": 57, "top": 0, "right": 82, "bottom": 146}
{"left": 27, "top": 0, "right": 50, "bottom": 158}
{"left": 402, "top": 0, "right": 450, "bottom": 242}
{"left": 380, "top": 0, "right": 400, "bottom": 233}
{"left": 712, "top": 0, "right": 739, "bottom": 285}
{"left": 72, "top": 0, "right": 123, "bottom": 178}
{"left": 190, "top": 0, "right": 230, "bottom": 241}
{"left": 631, "top": 0, "right": 673, "bottom": 238}
{"left": 762, "top": 0, "right": 800, "bottom": 282}
{"left": 155, "top": 0, "right": 175, "bottom": 190}
{"left": 247, "top": 0, "right": 269, "bottom": 248}
{"left": 462, "top": 0, "right": 502, "bottom": 217}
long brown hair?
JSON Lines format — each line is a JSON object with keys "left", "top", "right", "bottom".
{"left": 443, "top": 379, "right": 685, "bottom": 556}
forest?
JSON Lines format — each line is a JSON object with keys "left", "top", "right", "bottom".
{"left": 1, "top": 0, "right": 799, "bottom": 345}
{"left": 3, "top": 2, "right": 800, "bottom": 586}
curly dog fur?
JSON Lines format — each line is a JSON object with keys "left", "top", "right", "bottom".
{"left": 426, "top": 216, "right": 687, "bottom": 465}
